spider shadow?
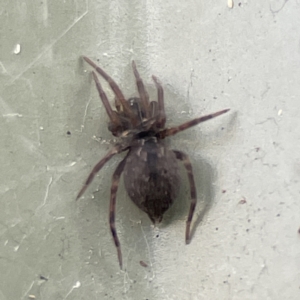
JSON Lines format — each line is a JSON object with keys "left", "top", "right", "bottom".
{"left": 188, "top": 156, "right": 215, "bottom": 241}
{"left": 72, "top": 58, "right": 236, "bottom": 270}
{"left": 163, "top": 153, "right": 216, "bottom": 240}
{"left": 161, "top": 111, "right": 236, "bottom": 240}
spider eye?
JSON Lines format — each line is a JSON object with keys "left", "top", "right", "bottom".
{"left": 127, "top": 97, "right": 140, "bottom": 108}
{"left": 128, "top": 98, "right": 137, "bottom": 106}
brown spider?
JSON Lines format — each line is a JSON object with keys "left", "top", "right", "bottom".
{"left": 77, "top": 56, "right": 230, "bottom": 269}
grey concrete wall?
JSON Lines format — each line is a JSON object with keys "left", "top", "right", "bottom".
{"left": 0, "top": 1, "right": 299, "bottom": 299}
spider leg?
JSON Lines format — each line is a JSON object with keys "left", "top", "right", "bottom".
{"left": 83, "top": 56, "right": 137, "bottom": 124}
{"left": 76, "top": 145, "right": 124, "bottom": 200}
{"left": 91, "top": 71, "right": 121, "bottom": 127}
{"left": 158, "top": 108, "right": 230, "bottom": 139}
{"left": 132, "top": 61, "right": 150, "bottom": 118}
{"left": 152, "top": 76, "right": 166, "bottom": 128}
{"left": 109, "top": 155, "right": 128, "bottom": 269}
{"left": 150, "top": 101, "right": 158, "bottom": 118}
{"left": 173, "top": 150, "right": 196, "bottom": 244}
{"left": 114, "top": 97, "right": 121, "bottom": 112}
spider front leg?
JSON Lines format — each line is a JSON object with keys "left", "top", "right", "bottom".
{"left": 132, "top": 61, "right": 150, "bottom": 118}
{"left": 173, "top": 150, "right": 197, "bottom": 244}
{"left": 83, "top": 56, "right": 137, "bottom": 124}
{"left": 109, "top": 155, "right": 129, "bottom": 269}
{"left": 90, "top": 71, "right": 121, "bottom": 130}
{"left": 152, "top": 75, "right": 166, "bottom": 128}
{"left": 158, "top": 108, "right": 230, "bottom": 138}
{"left": 76, "top": 145, "right": 124, "bottom": 200}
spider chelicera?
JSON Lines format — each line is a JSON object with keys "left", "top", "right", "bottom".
{"left": 77, "top": 56, "right": 230, "bottom": 268}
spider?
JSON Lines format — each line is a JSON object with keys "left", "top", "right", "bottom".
{"left": 77, "top": 56, "right": 230, "bottom": 269}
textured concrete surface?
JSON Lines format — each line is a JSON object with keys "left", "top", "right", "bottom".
{"left": 1, "top": 1, "right": 300, "bottom": 299}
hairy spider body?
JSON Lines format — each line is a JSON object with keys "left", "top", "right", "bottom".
{"left": 123, "top": 138, "right": 180, "bottom": 223}
{"left": 77, "top": 56, "right": 230, "bottom": 269}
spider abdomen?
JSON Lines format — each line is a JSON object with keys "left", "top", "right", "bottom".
{"left": 123, "top": 138, "right": 180, "bottom": 223}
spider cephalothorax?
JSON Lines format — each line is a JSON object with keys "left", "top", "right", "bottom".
{"left": 77, "top": 57, "right": 230, "bottom": 268}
